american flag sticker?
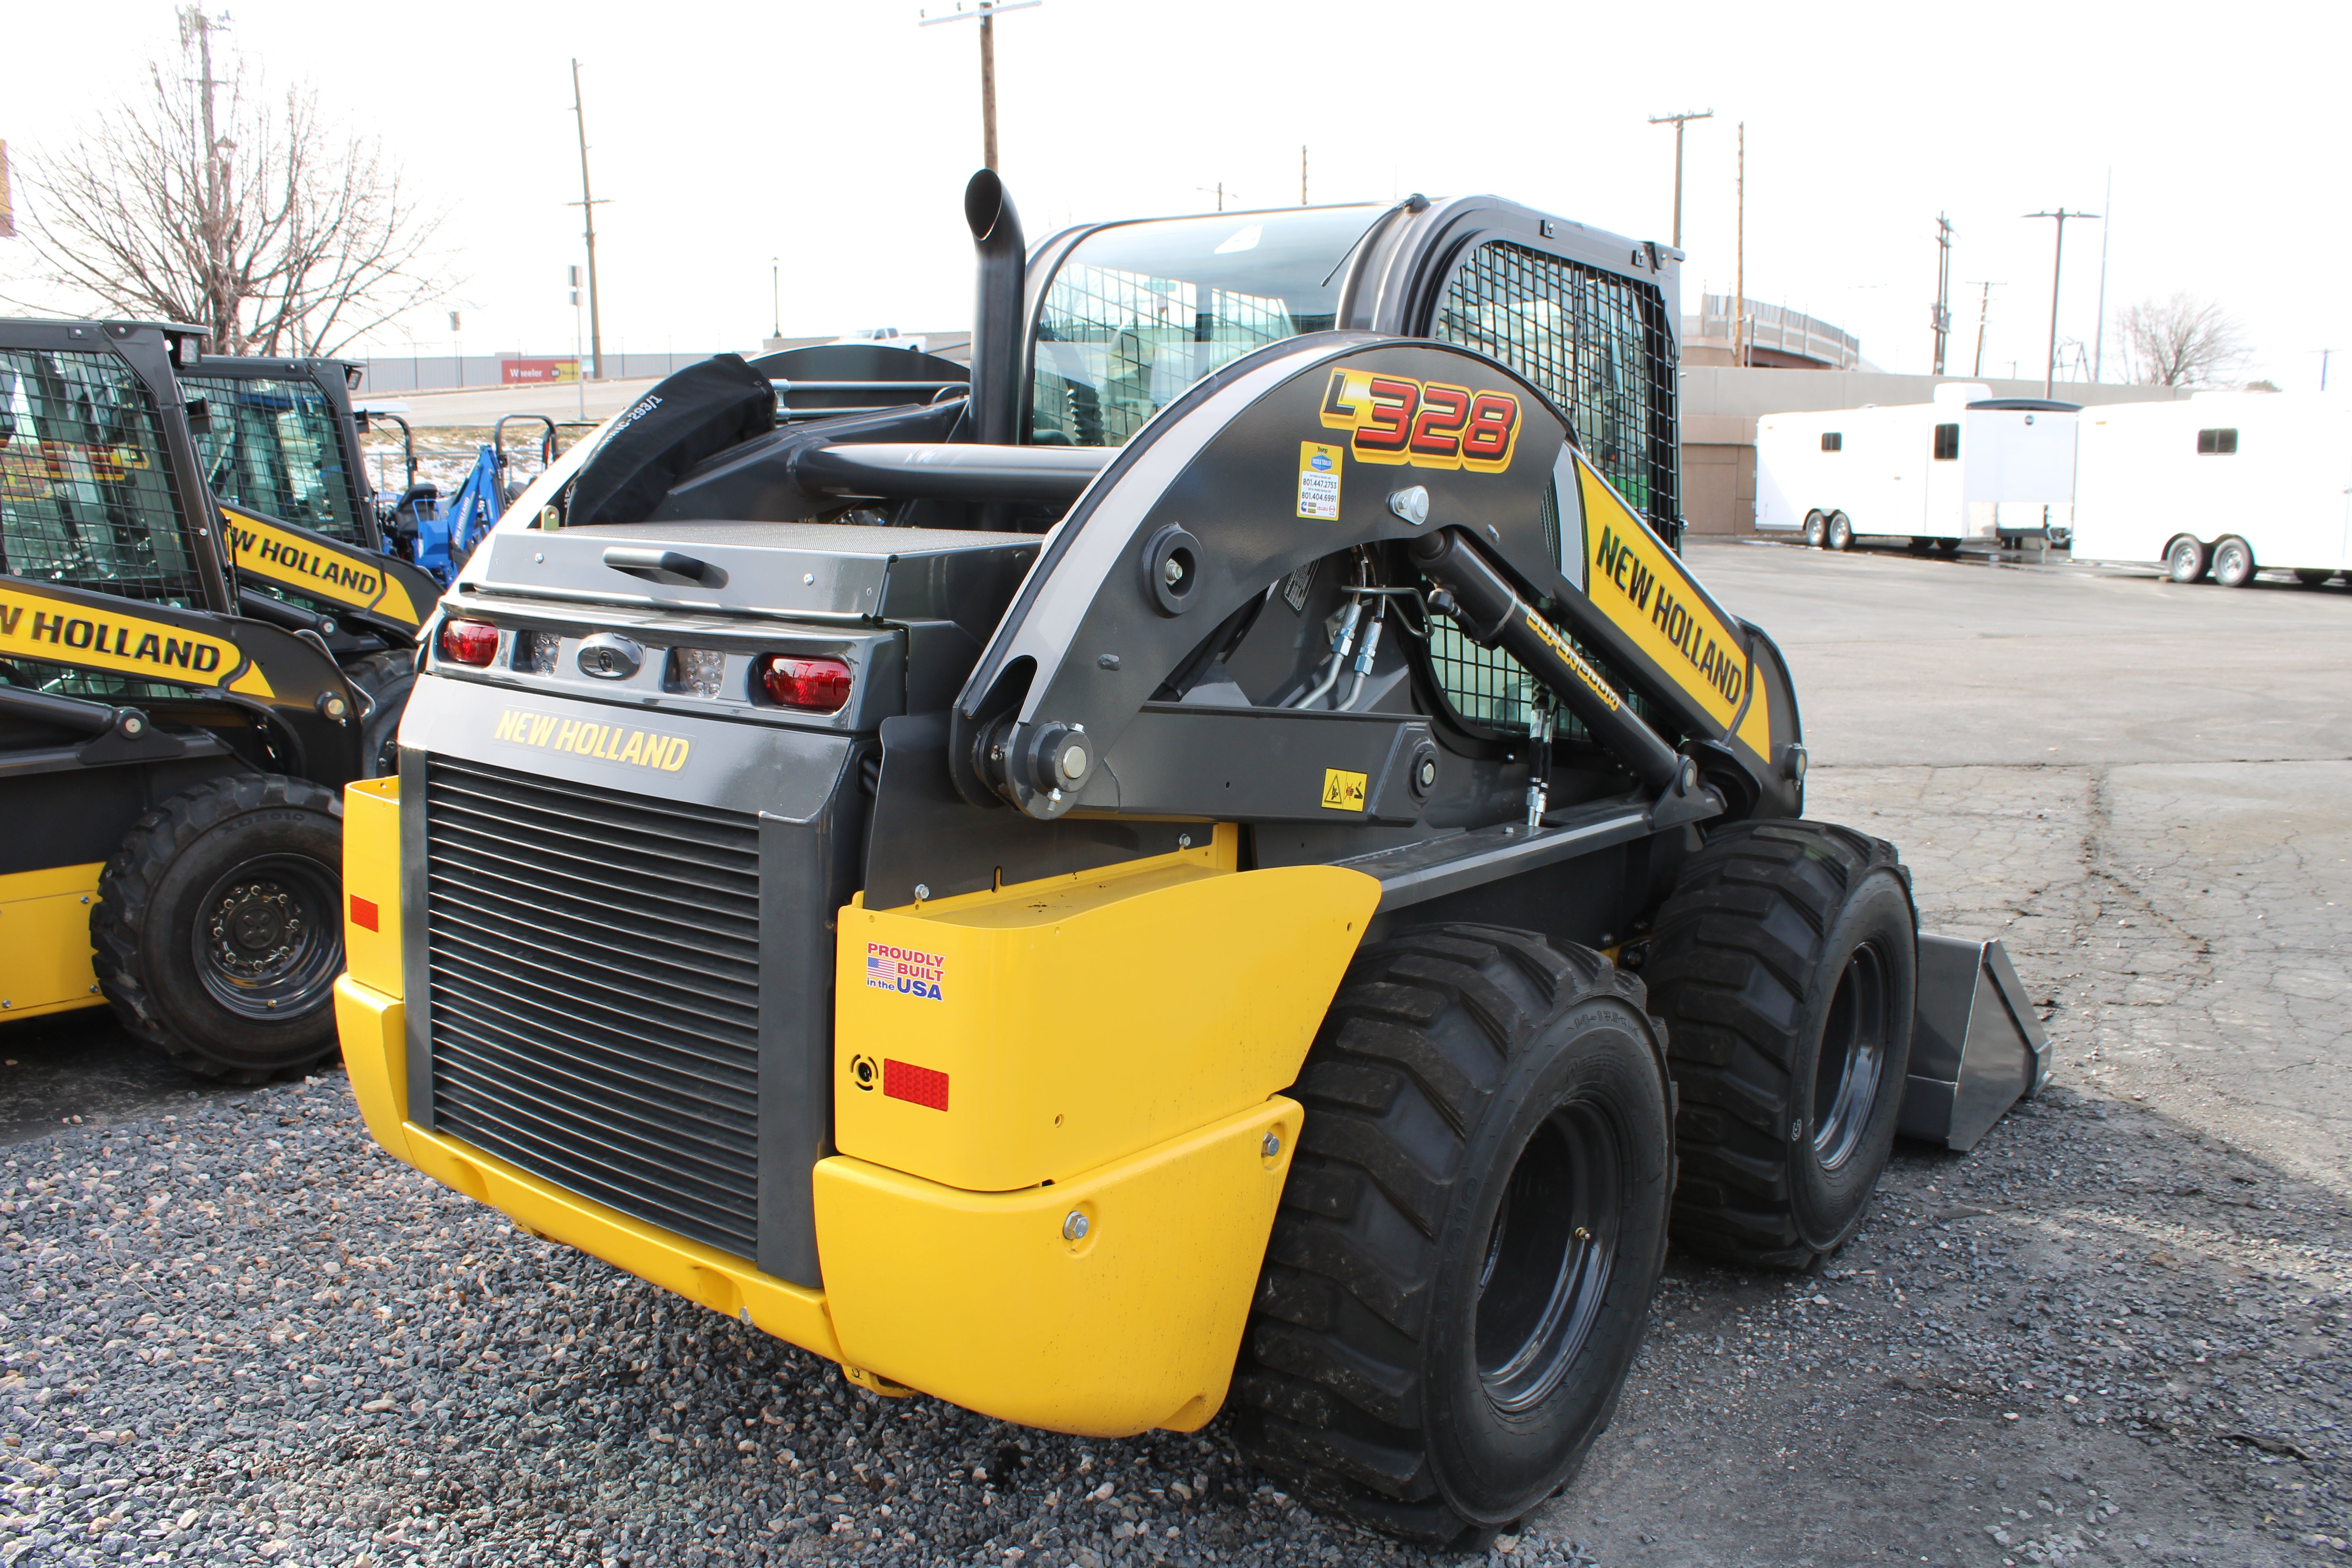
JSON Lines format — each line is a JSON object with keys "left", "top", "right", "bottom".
{"left": 865, "top": 941, "right": 946, "bottom": 1001}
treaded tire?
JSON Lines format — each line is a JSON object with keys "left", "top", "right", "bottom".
{"left": 1641, "top": 821, "right": 1917, "bottom": 1270}
{"left": 1826, "top": 512, "right": 1854, "bottom": 551}
{"left": 346, "top": 649, "right": 416, "bottom": 779}
{"left": 2165, "top": 535, "right": 2209, "bottom": 583}
{"left": 2210, "top": 535, "right": 2256, "bottom": 588}
{"left": 91, "top": 774, "right": 345, "bottom": 1082}
{"left": 1232, "top": 925, "right": 1673, "bottom": 1547}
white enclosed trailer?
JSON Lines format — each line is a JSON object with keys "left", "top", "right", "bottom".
{"left": 1754, "top": 382, "right": 2080, "bottom": 550}
{"left": 2070, "top": 392, "right": 2351, "bottom": 587}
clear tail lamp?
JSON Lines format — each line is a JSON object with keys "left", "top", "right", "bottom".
{"left": 667, "top": 647, "right": 729, "bottom": 699}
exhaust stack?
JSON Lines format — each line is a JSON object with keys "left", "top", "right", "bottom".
{"left": 964, "top": 170, "right": 1027, "bottom": 449}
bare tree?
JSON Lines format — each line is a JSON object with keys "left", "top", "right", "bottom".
{"left": 2113, "top": 292, "right": 2250, "bottom": 388}
{"left": 6, "top": 6, "right": 452, "bottom": 357}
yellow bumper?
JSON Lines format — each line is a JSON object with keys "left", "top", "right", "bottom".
{"left": 337, "top": 777, "right": 1357, "bottom": 1437}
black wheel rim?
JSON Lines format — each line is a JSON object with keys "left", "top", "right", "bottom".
{"left": 192, "top": 853, "right": 342, "bottom": 1021}
{"left": 1812, "top": 941, "right": 1892, "bottom": 1170}
{"left": 1474, "top": 1100, "right": 1623, "bottom": 1413}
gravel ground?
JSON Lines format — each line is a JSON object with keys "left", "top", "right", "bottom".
{"left": 4, "top": 557, "right": 2349, "bottom": 1566}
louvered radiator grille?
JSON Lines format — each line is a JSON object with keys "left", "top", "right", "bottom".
{"left": 422, "top": 754, "right": 761, "bottom": 1258}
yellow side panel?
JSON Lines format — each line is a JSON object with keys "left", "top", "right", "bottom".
{"left": 0, "top": 863, "right": 104, "bottom": 1019}
{"left": 332, "top": 973, "right": 843, "bottom": 1364}
{"left": 334, "top": 975, "right": 414, "bottom": 1162}
{"left": 1575, "top": 454, "right": 1773, "bottom": 760}
{"left": 816, "top": 1096, "right": 1299, "bottom": 1437}
{"left": 222, "top": 507, "right": 422, "bottom": 627}
{"left": 835, "top": 835, "right": 1379, "bottom": 1192}
{"left": 341, "top": 777, "right": 403, "bottom": 997}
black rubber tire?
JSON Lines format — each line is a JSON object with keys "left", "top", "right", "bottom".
{"left": 1801, "top": 511, "right": 1826, "bottom": 548}
{"left": 2210, "top": 535, "right": 2256, "bottom": 588}
{"left": 345, "top": 649, "right": 416, "bottom": 778}
{"left": 1907, "top": 536, "right": 1932, "bottom": 552}
{"left": 91, "top": 774, "right": 345, "bottom": 1082}
{"left": 1232, "top": 925, "right": 1673, "bottom": 1547}
{"left": 2294, "top": 568, "right": 2333, "bottom": 587}
{"left": 1825, "top": 512, "right": 1853, "bottom": 551}
{"left": 2165, "top": 535, "right": 2209, "bottom": 584}
{"left": 1935, "top": 538, "right": 1961, "bottom": 555}
{"left": 1641, "top": 821, "right": 1917, "bottom": 1270}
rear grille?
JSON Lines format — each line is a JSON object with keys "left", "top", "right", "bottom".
{"left": 423, "top": 754, "right": 762, "bottom": 1258}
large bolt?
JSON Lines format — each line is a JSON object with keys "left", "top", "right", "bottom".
{"left": 1060, "top": 744, "right": 1089, "bottom": 780}
{"left": 1163, "top": 555, "right": 1185, "bottom": 586}
{"left": 1261, "top": 1131, "right": 1282, "bottom": 1158}
{"left": 1062, "top": 1212, "right": 1089, "bottom": 1242}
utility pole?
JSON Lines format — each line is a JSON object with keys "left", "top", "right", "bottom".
{"left": 2316, "top": 349, "right": 2334, "bottom": 392}
{"left": 919, "top": 0, "right": 1042, "bottom": 172}
{"left": 2024, "top": 208, "right": 2099, "bottom": 399}
{"left": 569, "top": 60, "right": 610, "bottom": 381}
{"left": 771, "top": 257, "right": 781, "bottom": 341}
{"left": 1966, "top": 281, "right": 2000, "bottom": 378}
{"left": 1647, "top": 108, "right": 1712, "bottom": 250}
{"left": 2091, "top": 167, "right": 2113, "bottom": 382}
{"left": 1733, "top": 121, "right": 1746, "bottom": 367}
{"left": 178, "top": 5, "right": 232, "bottom": 347}
{"left": 1301, "top": 145, "right": 1308, "bottom": 206}
{"left": 1930, "top": 214, "right": 1954, "bottom": 375}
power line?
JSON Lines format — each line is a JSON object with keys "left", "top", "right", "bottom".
{"left": 1646, "top": 109, "right": 1712, "bottom": 251}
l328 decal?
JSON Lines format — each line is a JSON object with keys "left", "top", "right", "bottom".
{"left": 1320, "top": 369, "right": 1520, "bottom": 473}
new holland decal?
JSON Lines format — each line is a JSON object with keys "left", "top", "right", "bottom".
{"left": 490, "top": 708, "right": 690, "bottom": 771}
{"left": 0, "top": 585, "right": 274, "bottom": 697}
{"left": 1571, "top": 455, "right": 1771, "bottom": 758}
{"left": 1320, "top": 369, "right": 1521, "bottom": 472}
{"left": 222, "top": 508, "right": 422, "bottom": 626}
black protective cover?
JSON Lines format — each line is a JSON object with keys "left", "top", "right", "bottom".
{"left": 564, "top": 355, "right": 778, "bottom": 530}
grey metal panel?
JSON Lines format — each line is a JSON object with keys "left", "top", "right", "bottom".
{"left": 756, "top": 744, "right": 862, "bottom": 1289}
{"left": 1899, "top": 933, "right": 2051, "bottom": 1152}
{"left": 864, "top": 713, "right": 1189, "bottom": 909}
{"left": 399, "top": 674, "right": 854, "bottom": 820}
{"left": 1342, "top": 800, "right": 1654, "bottom": 910}
{"left": 399, "top": 741, "right": 436, "bottom": 1134}
{"left": 1095, "top": 706, "right": 1432, "bottom": 825}
{"left": 472, "top": 521, "right": 1039, "bottom": 628}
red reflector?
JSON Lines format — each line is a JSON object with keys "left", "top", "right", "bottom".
{"left": 439, "top": 619, "right": 499, "bottom": 666}
{"left": 882, "top": 1059, "right": 949, "bottom": 1111}
{"left": 757, "top": 654, "right": 853, "bottom": 713}
{"left": 350, "top": 895, "right": 379, "bottom": 932}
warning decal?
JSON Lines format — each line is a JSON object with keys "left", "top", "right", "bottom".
{"left": 1321, "top": 768, "right": 1368, "bottom": 812}
{"left": 866, "top": 941, "right": 946, "bottom": 1001}
{"left": 1297, "top": 441, "right": 1342, "bottom": 519}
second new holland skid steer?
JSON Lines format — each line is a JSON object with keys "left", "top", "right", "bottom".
{"left": 336, "top": 174, "right": 2047, "bottom": 1544}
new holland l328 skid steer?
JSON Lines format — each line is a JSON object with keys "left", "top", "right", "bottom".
{"left": 335, "top": 174, "right": 2049, "bottom": 1544}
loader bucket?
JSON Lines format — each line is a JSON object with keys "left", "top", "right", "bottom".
{"left": 1898, "top": 934, "right": 2052, "bottom": 1152}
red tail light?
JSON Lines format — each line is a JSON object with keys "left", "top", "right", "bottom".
{"left": 757, "top": 655, "right": 853, "bottom": 713}
{"left": 439, "top": 619, "right": 500, "bottom": 666}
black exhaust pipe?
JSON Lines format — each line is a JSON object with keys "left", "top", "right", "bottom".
{"left": 964, "top": 169, "right": 1026, "bottom": 449}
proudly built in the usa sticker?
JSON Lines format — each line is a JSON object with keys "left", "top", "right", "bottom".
{"left": 866, "top": 941, "right": 945, "bottom": 1000}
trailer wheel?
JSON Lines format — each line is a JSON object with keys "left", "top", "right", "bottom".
{"left": 2210, "top": 535, "right": 2256, "bottom": 588}
{"left": 1801, "top": 511, "right": 1827, "bottom": 548}
{"left": 2294, "top": 568, "right": 2333, "bottom": 587}
{"left": 1936, "top": 539, "right": 1961, "bottom": 554}
{"left": 1232, "top": 926, "right": 1672, "bottom": 1547}
{"left": 1641, "top": 821, "right": 1916, "bottom": 1270}
{"left": 2164, "top": 535, "right": 2209, "bottom": 583}
{"left": 1906, "top": 536, "right": 1932, "bottom": 552}
{"left": 91, "top": 775, "right": 345, "bottom": 1083}
{"left": 345, "top": 650, "right": 416, "bottom": 778}
{"left": 1825, "top": 512, "right": 1854, "bottom": 551}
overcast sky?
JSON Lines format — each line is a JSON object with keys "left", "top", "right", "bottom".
{"left": 3, "top": 0, "right": 2344, "bottom": 388}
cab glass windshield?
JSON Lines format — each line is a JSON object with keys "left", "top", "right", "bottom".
{"left": 182, "top": 374, "right": 361, "bottom": 541}
{"left": 1030, "top": 205, "right": 1383, "bottom": 447}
